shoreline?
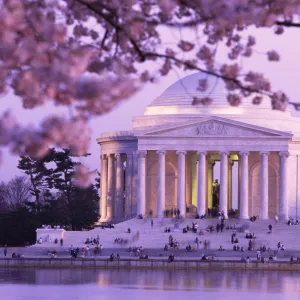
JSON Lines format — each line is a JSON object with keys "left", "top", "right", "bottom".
{"left": 1, "top": 257, "right": 300, "bottom": 272}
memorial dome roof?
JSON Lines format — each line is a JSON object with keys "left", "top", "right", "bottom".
{"left": 145, "top": 72, "right": 291, "bottom": 117}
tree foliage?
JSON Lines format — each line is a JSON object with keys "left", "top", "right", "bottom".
{"left": 69, "top": 185, "right": 99, "bottom": 231}
{"left": 18, "top": 155, "right": 52, "bottom": 207}
{"left": 1, "top": 0, "right": 300, "bottom": 181}
{"left": 0, "top": 206, "right": 41, "bottom": 246}
{"left": 0, "top": 149, "right": 99, "bottom": 245}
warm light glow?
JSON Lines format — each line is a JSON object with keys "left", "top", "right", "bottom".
{"left": 191, "top": 154, "right": 197, "bottom": 206}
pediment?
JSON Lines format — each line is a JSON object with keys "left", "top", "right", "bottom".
{"left": 140, "top": 117, "right": 292, "bottom": 139}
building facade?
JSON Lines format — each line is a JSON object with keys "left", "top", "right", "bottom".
{"left": 97, "top": 73, "right": 300, "bottom": 221}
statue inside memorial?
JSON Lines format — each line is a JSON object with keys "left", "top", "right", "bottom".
{"left": 212, "top": 179, "right": 220, "bottom": 207}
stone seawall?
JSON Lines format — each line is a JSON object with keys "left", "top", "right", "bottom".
{"left": 1, "top": 258, "right": 300, "bottom": 271}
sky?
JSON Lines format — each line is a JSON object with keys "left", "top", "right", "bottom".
{"left": 1, "top": 26, "right": 300, "bottom": 182}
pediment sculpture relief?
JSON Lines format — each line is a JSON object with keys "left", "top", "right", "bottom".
{"left": 197, "top": 122, "right": 228, "bottom": 136}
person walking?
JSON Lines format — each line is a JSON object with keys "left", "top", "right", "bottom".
{"left": 60, "top": 238, "right": 63, "bottom": 246}
{"left": 151, "top": 219, "right": 154, "bottom": 228}
{"left": 268, "top": 224, "right": 272, "bottom": 233}
{"left": 4, "top": 245, "right": 7, "bottom": 257}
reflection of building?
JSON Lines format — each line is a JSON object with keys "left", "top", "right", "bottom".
{"left": 97, "top": 72, "right": 300, "bottom": 221}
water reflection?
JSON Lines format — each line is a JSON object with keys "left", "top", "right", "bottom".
{"left": 0, "top": 268, "right": 300, "bottom": 294}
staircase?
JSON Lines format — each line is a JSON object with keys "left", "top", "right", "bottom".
{"left": 31, "top": 217, "right": 300, "bottom": 252}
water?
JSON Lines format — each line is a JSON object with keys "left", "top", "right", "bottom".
{"left": 0, "top": 268, "right": 300, "bottom": 300}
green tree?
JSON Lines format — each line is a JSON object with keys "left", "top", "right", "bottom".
{"left": 40, "top": 192, "right": 71, "bottom": 228}
{"left": 18, "top": 155, "right": 52, "bottom": 209}
{"left": 0, "top": 205, "right": 41, "bottom": 246}
{"left": 49, "top": 148, "right": 76, "bottom": 207}
{"left": 69, "top": 184, "right": 99, "bottom": 231}
{"left": 48, "top": 148, "right": 97, "bottom": 230}
{"left": 16, "top": 148, "right": 98, "bottom": 233}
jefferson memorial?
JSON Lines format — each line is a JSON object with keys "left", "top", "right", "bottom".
{"left": 97, "top": 73, "right": 300, "bottom": 221}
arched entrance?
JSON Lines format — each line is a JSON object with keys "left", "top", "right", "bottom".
{"left": 250, "top": 163, "right": 279, "bottom": 218}
{"left": 165, "top": 162, "right": 177, "bottom": 210}
{"left": 146, "top": 155, "right": 177, "bottom": 216}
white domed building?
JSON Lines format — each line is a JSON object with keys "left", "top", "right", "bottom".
{"left": 97, "top": 72, "right": 300, "bottom": 221}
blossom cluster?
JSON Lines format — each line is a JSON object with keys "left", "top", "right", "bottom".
{"left": 0, "top": 0, "right": 299, "bottom": 183}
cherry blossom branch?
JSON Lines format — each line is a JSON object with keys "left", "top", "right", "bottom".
{"left": 288, "top": 102, "right": 300, "bottom": 110}
{"left": 77, "top": 0, "right": 146, "bottom": 61}
{"left": 75, "top": 0, "right": 267, "bottom": 96}
{"left": 143, "top": 51, "right": 269, "bottom": 95}
{"left": 275, "top": 21, "right": 300, "bottom": 27}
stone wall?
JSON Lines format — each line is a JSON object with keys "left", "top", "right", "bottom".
{"left": 1, "top": 258, "right": 300, "bottom": 272}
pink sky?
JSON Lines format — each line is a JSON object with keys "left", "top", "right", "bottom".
{"left": 0, "top": 27, "right": 300, "bottom": 181}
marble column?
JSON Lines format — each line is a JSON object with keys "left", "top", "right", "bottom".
{"left": 207, "top": 159, "right": 215, "bottom": 208}
{"left": 125, "top": 152, "right": 133, "bottom": 218}
{"left": 100, "top": 154, "right": 108, "bottom": 220}
{"left": 239, "top": 151, "right": 249, "bottom": 219}
{"left": 157, "top": 150, "right": 166, "bottom": 217}
{"left": 260, "top": 152, "right": 269, "bottom": 220}
{"left": 197, "top": 151, "right": 207, "bottom": 216}
{"left": 115, "top": 154, "right": 124, "bottom": 218}
{"left": 279, "top": 151, "right": 289, "bottom": 220}
{"left": 131, "top": 151, "right": 139, "bottom": 216}
{"left": 238, "top": 155, "right": 241, "bottom": 212}
{"left": 176, "top": 151, "right": 187, "bottom": 217}
{"left": 220, "top": 151, "right": 228, "bottom": 218}
{"left": 137, "top": 150, "right": 147, "bottom": 216}
{"left": 228, "top": 159, "right": 234, "bottom": 210}
{"left": 107, "top": 154, "right": 115, "bottom": 220}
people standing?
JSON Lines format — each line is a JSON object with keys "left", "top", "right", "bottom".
{"left": 4, "top": 245, "right": 7, "bottom": 257}
{"left": 60, "top": 238, "right": 63, "bottom": 246}
{"left": 220, "top": 222, "right": 224, "bottom": 232}
{"left": 151, "top": 219, "right": 154, "bottom": 228}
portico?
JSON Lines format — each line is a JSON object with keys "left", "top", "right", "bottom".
{"left": 98, "top": 117, "right": 292, "bottom": 221}
{"left": 97, "top": 72, "right": 300, "bottom": 222}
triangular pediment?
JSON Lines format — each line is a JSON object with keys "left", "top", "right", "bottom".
{"left": 139, "top": 117, "right": 292, "bottom": 139}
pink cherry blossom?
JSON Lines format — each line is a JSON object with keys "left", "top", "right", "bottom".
{"left": 227, "top": 94, "right": 242, "bottom": 106}
{"left": 252, "top": 96, "right": 263, "bottom": 105}
{"left": 267, "top": 50, "right": 280, "bottom": 61}
{"left": 192, "top": 96, "right": 213, "bottom": 106}
{"left": 197, "top": 79, "right": 208, "bottom": 92}
{"left": 271, "top": 92, "right": 289, "bottom": 111}
{"left": 72, "top": 164, "right": 96, "bottom": 188}
{"left": 0, "top": 0, "right": 299, "bottom": 184}
{"left": 178, "top": 41, "right": 195, "bottom": 52}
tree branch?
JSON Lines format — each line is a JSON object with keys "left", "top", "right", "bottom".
{"left": 77, "top": 0, "right": 146, "bottom": 61}
{"left": 143, "top": 51, "right": 267, "bottom": 96}
{"left": 275, "top": 21, "right": 300, "bottom": 28}
{"left": 289, "top": 102, "right": 300, "bottom": 110}
{"left": 76, "top": 0, "right": 268, "bottom": 96}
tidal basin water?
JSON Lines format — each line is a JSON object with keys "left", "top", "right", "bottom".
{"left": 1, "top": 268, "right": 300, "bottom": 300}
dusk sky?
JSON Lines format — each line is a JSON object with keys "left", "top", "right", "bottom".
{"left": 1, "top": 27, "right": 300, "bottom": 182}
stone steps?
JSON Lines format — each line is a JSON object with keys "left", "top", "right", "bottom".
{"left": 31, "top": 218, "right": 300, "bottom": 251}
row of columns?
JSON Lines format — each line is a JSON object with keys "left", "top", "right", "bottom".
{"left": 137, "top": 150, "right": 289, "bottom": 220}
{"left": 100, "top": 152, "right": 138, "bottom": 221}
{"left": 100, "top": 150, "right": 289, "bottom": 220}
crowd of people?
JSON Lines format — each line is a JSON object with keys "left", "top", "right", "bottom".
{"left": 287, "top": 219, "right": 300, "bottom": 226}
{"left": 41, "top": 225, "right": 65, "bottom": 229}
{"left": 5, "top": 211, "right": 300, "bottom": 266}
{"left": 164, "top": 208, "right": 181, "bottom": 218}
{"left": 85, "top": 236, "right": 100, "bottom": 246}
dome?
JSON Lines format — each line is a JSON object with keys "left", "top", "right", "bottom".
{"left": 150, "top": 72, "right": 228, "bottom": 107}
{"left": 145, "top": 72, "right": 291, "bottom": 117}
